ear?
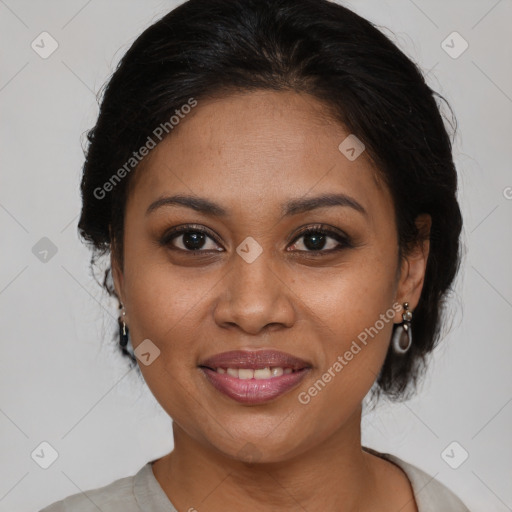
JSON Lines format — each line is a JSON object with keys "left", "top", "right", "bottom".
{"left": 111, "top": 250, "right": 125, "bottom": 306}
{"left": 109, "top": 227, "right": 126, "bottom": 311}
{"left": 394, "top": 214, "right": 431, "bottom": 320}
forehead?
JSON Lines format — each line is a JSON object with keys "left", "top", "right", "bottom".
{"left": 127, "top": 90, "right": 390, "bottom": 221}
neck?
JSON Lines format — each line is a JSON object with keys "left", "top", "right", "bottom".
{"left": 152, "top": 404, "right": 382, "bottom": 512}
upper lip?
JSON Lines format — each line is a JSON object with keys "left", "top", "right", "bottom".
{"left": 199, "top": 350, "right": 311, "bottom": 370}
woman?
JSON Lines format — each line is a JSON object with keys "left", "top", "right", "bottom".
{"left": 40, "top": 0, "right": 469, "bottom": 510}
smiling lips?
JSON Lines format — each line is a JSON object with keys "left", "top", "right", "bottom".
{"left": 198, "top": 350, "right": 311, "bottom": 404}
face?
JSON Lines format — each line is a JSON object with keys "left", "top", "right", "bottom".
{"left": 112, "top": 90, "right": 428, "bottom": 462}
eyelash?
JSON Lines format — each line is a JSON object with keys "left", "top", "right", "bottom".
{"left": 159, "top": 223, "right": 353, "bottom": 256}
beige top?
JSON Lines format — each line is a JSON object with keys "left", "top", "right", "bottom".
{"left": 39, "top": 447, "right": 470, "bottom": 511}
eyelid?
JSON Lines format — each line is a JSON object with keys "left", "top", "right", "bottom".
{"left": 160, "top": 223, "right": 352, "bottom": 252}
{"left": 160, "top": 224, "right": 222, "bottom": 248}
{"left": 288, "top": 223, "right": 352, "bottom": 246}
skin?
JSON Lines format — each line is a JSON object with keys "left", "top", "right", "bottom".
{"left": 112, "top": 90, "right": 430, "bottom": 512}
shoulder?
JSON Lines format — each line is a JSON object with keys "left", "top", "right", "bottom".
{"left": 364, "top": 447, "right": 471, "bottom": 512}
{"left": 38, "top": 464, "right": 146, "bottom": 512}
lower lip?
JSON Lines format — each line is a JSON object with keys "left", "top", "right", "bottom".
{"left": 200, "top": 367, "right": 310, "bottom": 404}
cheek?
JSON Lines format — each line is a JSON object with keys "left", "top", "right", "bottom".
{"left": 123, "top": 259, "right": 214, "bottom": 353}
{"left": 119, "top": 241, "right": 218, "bottom": 414}
{"left": 292, "top": 251, "right": 397, "bottom": 411}
{"left": 121, "top": 223, "right": 211, "bottom": 332}
{"left": 294, "top": 246, "right": 398, "bottom": 339}
{"left": 120, "top": 252, "right": 213, "bottom": 425}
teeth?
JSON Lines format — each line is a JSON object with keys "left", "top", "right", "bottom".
{"left": 216, "top": 367, "right": 296, "bottom": 378}
{"left": 254, "top": 367, "right": 272, "bottom": 379}
{"left": 238, "top": 369, "right": 254, "bottom": 380}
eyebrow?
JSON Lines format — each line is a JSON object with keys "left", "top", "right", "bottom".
{"left": 146, "top": 193, "right": 367, "bottom": 218}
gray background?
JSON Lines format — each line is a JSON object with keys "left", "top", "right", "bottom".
{"left": 1, "top": 0, "right": 511, "bottom": 510}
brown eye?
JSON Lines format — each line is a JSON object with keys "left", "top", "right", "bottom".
{"left": 160, "top": 226, "right": 223, "bottom": 252}
{"left": 289, "top": 225, "right": 352, "bottom": 253}
{"left": 159, "top": 224, "right": 352, "bottom": 255}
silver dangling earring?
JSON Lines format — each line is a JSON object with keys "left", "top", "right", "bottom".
{"left": 392, "top": 302, "right": 413, "bottom": 354}
{"left": 119, "top": 305, "right": 129, "bottom": 348}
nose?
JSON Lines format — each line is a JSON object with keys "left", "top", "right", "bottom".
{"left": 213, "top": 248, "right": 296, "bottom": 336}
